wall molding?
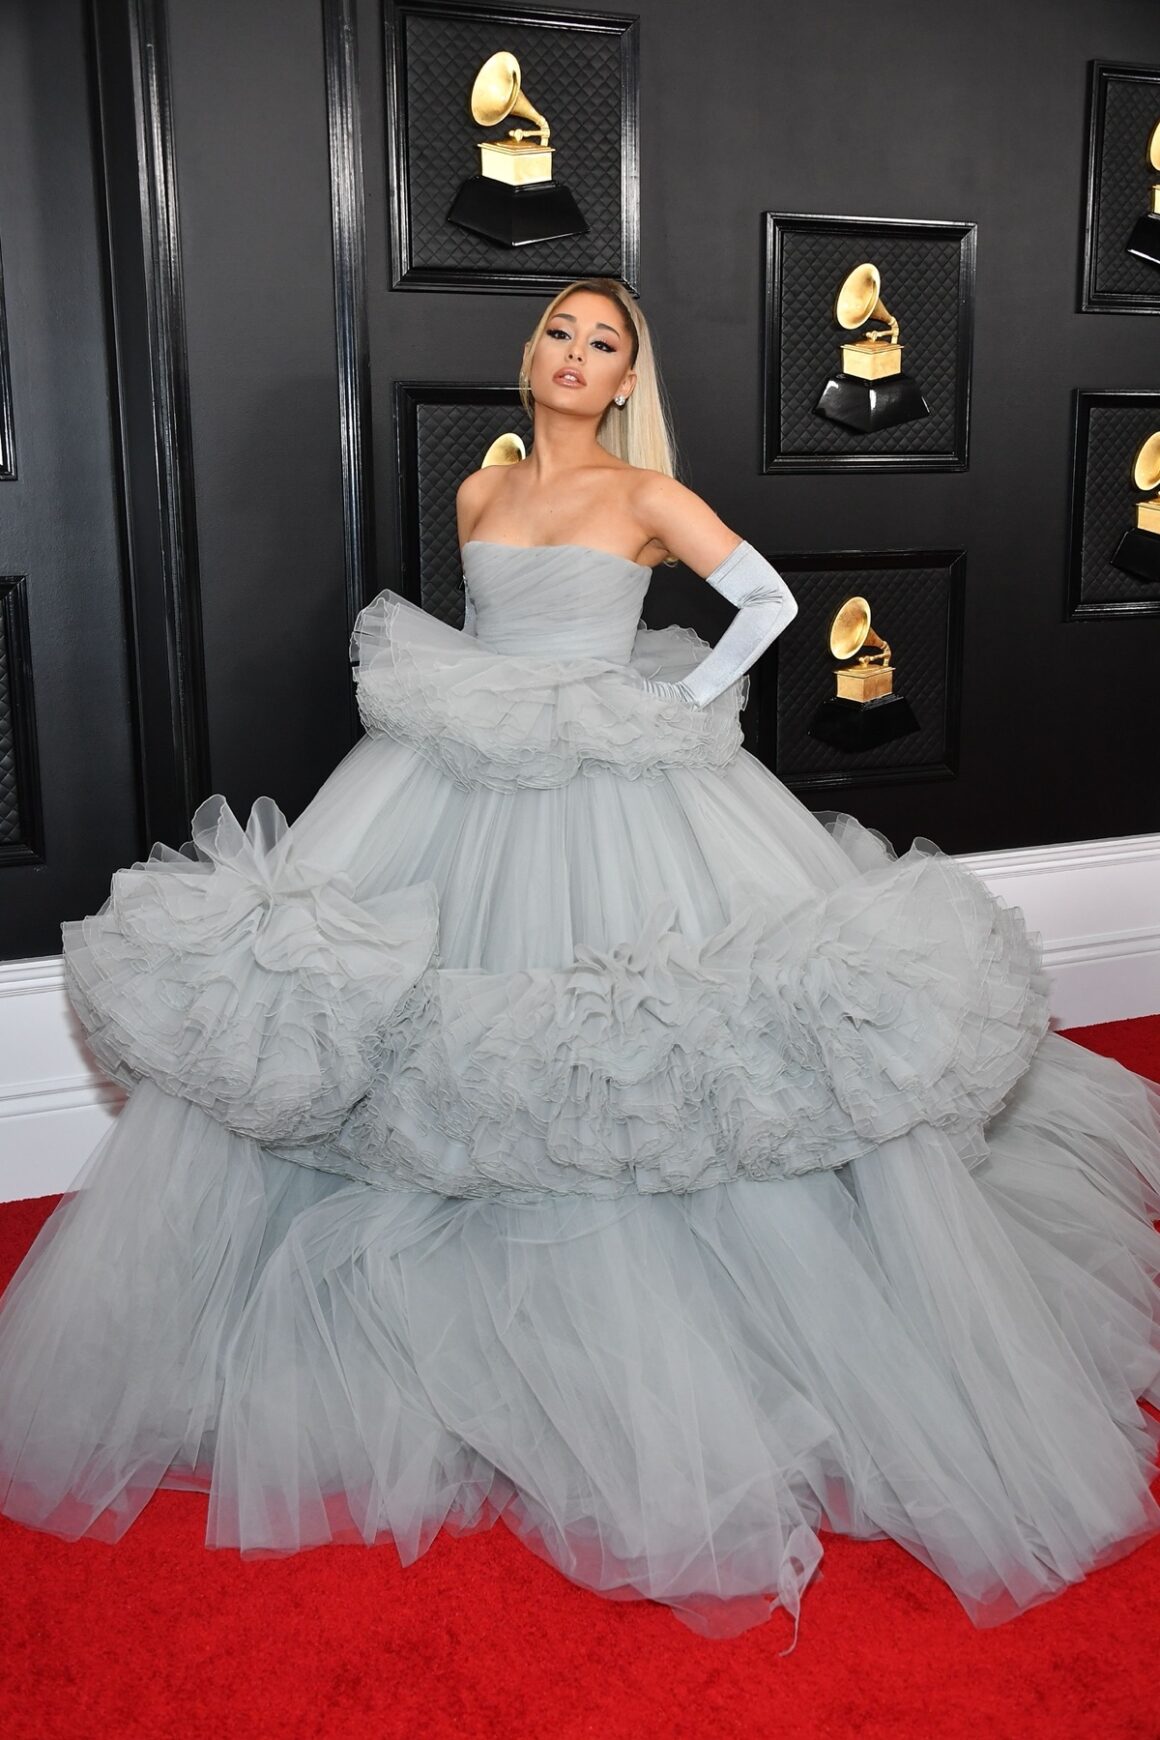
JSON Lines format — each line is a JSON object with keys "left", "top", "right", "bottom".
{"left": 0, "top": 227, "right": 16, "bottom": 480}
{"left": 323, "top": 0, "right": 376, "bottom": 750}
{"left": 1, "top": 828, "right": 1158, "bottom": 1203}
{"left": 90, "top": 0, "right": 211, "bottom": 847}
{"left": 0, "top": 574, "right": 44, "bottom": 865}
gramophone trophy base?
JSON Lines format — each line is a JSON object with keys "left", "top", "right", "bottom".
{"left": 1126, "top": 211, "right": 1160, "bottom": 268}
{"left": 814, "top": 372, "right": 932, "bottom": 433}
{"left": 840, "top": 342, "right": 903, "bottom": 382}
{"left": 447, "top": 176, "right": 588, "bottom": 248}
{"left": 1111, "top": 527, "right": 1160, "bottom": 583}
{"left": 807, "top": 693, "right": 920, "bottom": 752}
{"left": 836, "top": 664, "right": 893, "bottom": 703}
{"left": 478, "top": 140, "right": 554, "bottom": 186}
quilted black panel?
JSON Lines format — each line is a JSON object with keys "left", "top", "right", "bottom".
{"left": 1068, "top": 391, "right": 1160, "bottom": 616}
{"left": 764, "top": 215, "right": 974, "bottom": 470}
{"left": 754, "top": 552, "right": 965, "bottom": 790}
{"left": 0, "top": 576, "right": 42, "bottom": 862}
{"left": 1083, "top": 63, "right": 1160, "bottom": 311}
{"left": 398, "top": 386, "right": 534, "bottom": 621}
{"left": 388, "top": 2, "right": 637, "bottom": 290}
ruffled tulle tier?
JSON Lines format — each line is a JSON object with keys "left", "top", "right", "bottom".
{"left": 58, "top": 794, "right": 1051, "bottom": 1198}
{"left": 280, "top": 836, "right": 1051, "bottom": 1197}
{"left": 350, "top": 588, "right": 747, "bottom": 789}
{"left": 0, "top": 1039, "right": 1157, "bottom": 1639}
{"left": 62, "top": 795, "right": 439, "bottom": 1145}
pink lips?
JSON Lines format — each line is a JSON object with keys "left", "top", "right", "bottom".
{"left": 553, "top": 368, "right": 586, "bottom": 387}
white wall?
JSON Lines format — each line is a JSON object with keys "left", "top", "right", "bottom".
{"left": 2, "top": 830, "right": 1158, "bottom": 1203}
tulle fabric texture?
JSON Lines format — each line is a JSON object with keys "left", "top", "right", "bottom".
{"left": 1, "top": 540, "right": 1159, "bottom": 1642}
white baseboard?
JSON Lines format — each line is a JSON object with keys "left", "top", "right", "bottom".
{"left": 0, "top": 958, "right": 127, "bottom": 1202}
{"left": 2, "top": 830, "right": 1158, "bottom": 1204}
{"left": 955, "top": 831, "right": 1160, "bottom": 1029}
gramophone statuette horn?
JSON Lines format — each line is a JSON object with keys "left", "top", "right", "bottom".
{"left": 1132, "top": 430, "right": 1160, "bottom": 523}
{"left": 814, "top": 261, "right": 931, "bottom": 434}
{"left": 446, "top": 51, "right": 589, "bottom": 248}
{"left": 1126, "top": 117, "right": 1160, "bottom": 269}
{"left": 481, "top": 431, "right": 526, "bottom": 468}
{"left": 835, "top": 266, "right": 902, "bottom": 380}
{"left": 471, "top": 52, "right": 552, "bottom": 183}
{"left": 830, "top": 596, "right": 894, "bottom": 701}
{"left": 807, "top": 593, "right": 920, "bottom": 752}
{"left": 1111, "top": 429, "right": 1160, "bottom": 583}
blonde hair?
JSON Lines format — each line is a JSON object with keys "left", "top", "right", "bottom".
{"left": 519, "top": 278, "right": 679, "bottom": 479}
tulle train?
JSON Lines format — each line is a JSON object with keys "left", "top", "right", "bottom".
{"left": 1, "top": 1030, "right": 1158, "bottom": 1638}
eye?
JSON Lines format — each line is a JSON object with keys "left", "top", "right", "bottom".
{"left": 592, "top": 339, "right": 616, "bottom": 353}
{"left": 546, "top": 326, "right": 571, "bottom": 340}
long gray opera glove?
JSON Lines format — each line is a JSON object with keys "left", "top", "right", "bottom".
{"left": 641, "top": 540, "right": 798, "bottom": 708}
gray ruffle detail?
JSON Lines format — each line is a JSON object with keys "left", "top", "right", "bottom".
{"left": 62, "top": 807, "right": 1051, "bottom": 1202}
{"left": 62, "top": 796, "right": 439, "bottom": 1145}
{"left": 349, "top": 589, "right": 747, "bottom": 790}
{"left": 275, "top": 835, "right": 1051, "bottom": 1198}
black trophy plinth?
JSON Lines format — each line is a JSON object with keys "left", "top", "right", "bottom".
{"left": 807, "top": 693, "right": 921, "bottom": 752}
{"left": 1112, "top": 527, "right": 1160, "bottom": 583}
{"left": 815, "top": 372, "right": 932, "bottom": 434}
{"left": 447, "top": 177, "right": 588, "bottom": 248}
{"left": 1126, "top": 211, "right": 1160, "bottom": 269}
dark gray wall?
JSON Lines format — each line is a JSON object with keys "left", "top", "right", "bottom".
{"left": 0, "top": 0, "right": 139, "bottom": 960}
{"left": 3, "top": 0, "right": 1159, "bottom": 959}
{"left": 167, "top": 0, "right": 350, "bottom": 812}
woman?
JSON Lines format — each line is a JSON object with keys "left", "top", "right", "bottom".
{"left": 0, "top": 277, "right": 1158, "bottom": 1644}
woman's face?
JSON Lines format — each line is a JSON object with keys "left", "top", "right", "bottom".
{"left": 524, "top": 290, "right": 637, "bottom": 418}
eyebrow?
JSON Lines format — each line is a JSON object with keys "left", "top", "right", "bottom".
{"left": 551, "top": 311, "right": 623, "bottom": 338}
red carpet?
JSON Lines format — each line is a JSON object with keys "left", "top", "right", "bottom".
{"left": 2, "top": 1018, "right": 1158, "bottom": 1740}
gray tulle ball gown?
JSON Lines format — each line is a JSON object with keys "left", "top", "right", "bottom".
{"left": 1, "top": 540, "right": 1159, "bottom": 1641}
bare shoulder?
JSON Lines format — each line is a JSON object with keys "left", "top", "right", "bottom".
{"left": 628, "top": 470, "right": 741, "bottom": 575}
{"left": 456, "top": 465, "right": 502, "bottom": 514}
{"left": 456, "top": 465, "right": 506, "bottom": 540}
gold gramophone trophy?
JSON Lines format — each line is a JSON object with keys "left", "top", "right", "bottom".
{"left": 447, "top": 51, "right": 588, "bottom": 247}
{"left": 815, "top": 264, "right": 932, "bottom": 433}
{"left": 481, "top": 432, "right": 526, "bottom": 467}
{"left": 1111, "top": 431, "right": 1160, "bottom": 582}
{"left": 1126, "top": 118, "right": 1160, "bottom": 269}
{"left": 807, "top": 596, "right": 920, "bottom": 751}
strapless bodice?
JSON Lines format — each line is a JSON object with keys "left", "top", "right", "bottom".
{"left": 462, "top": 542, "right": 653, "bottom": 662}
{"left": 347, "top": 547, "right": 749, "bottom": 791}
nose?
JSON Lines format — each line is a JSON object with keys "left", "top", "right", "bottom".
{"left": 566, "top": 337, "right": 585, "bottom": 362}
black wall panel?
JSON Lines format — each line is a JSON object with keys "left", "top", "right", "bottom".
{"left": 0, "top": 0, "right": 138, "bottom": 959}
{"left": 166, "top": 0, "right": 350, "bottom": 820}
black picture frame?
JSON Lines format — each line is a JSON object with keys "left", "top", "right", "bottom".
{"left": 1065, "top": 389, "right": 1160, "bottom": 620}
{"left": 394, "top": 382, "right": 533, "bottom": 614}
{"left": 384, "top": 0, "right": 640, "bottom": 294}
{"left": 0, "top": 234, "right": 16, "bottom": 481}
{"left": 762, "top": 213, "right": 976, "bottom": 473}
{"left": 0, "top": 575, "right": 44, "bottom": 866}
{"left": 1080, "top": 60, "right": 1160, "bottom": 316}
{"left": 745, "top": 549, "right": 966, "bottom": 792}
